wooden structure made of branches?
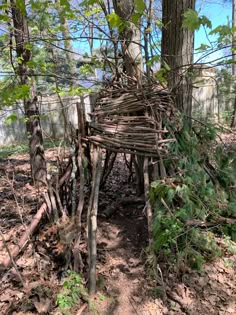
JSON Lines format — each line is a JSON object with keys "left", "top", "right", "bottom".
{"left": 88, "top": 84, "right": 178, "bottom": 158}
{"left": 84, "top": 83, "right": 179, "bottom": 293}
{"left": 1, "top": 83, "right": 180, "bottom": 296}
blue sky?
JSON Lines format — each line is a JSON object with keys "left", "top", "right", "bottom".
{"left": 195, "top": 0, "right": 232, "bottom": 63}
{"left": 73, "top": 0, "right": 233, "bottom": 65}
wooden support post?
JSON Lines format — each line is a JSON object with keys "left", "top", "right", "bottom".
{"left": 143, "top": 157, "right": 153, "bottom": 245}
{"left": 73, "top": 136, "right": 85, "bottom": 273}
{"left": 87, "top": 146, "right": 103, "bottom": 294}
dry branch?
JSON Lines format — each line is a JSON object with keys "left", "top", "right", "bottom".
{"left": 88, "top": 146, "right": 103, "bottom": 294}
{"left": 88, "top": 83, "right": 178, "bottom": 159}
{"left": 2, "top": 202, "right": 47, "bottom": 271}
{"left": 1, "top": 161, "right": 73, "bottom": 272}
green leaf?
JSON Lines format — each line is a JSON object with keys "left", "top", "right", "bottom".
{"left": 134, "top": 0, "right": 146, "bottom": 13}
{"left": 15, "top": 0, "right": 26, "bottom": 16}
{"left": 147, "top": 55, "right": 160, "bottom": 67}
{"left": 24, "top": 43, "right": 33, "bottom": 51}
{"left": 155, "top": 69, "right": 167, "bottom": 84}
{"left": 99, "top": 294, "right": 106, "bottom": 301}
{"left": 200, "top": 15, "right": 212, "bottom": 29}
{"left": 30, "top": 1, "right": 42, "bottom": 10}
{"left": 106, "top": 12, "right": 122, "bottom": 28}
{"left": 60, "top": 0, "right": 70, "bottom": 10}
{"left": 4, "top": 113, "right": 18, "bottom": 125}
{"left": 209, "top": 25, "right": 231, "bottom": 36}
{"left": 0, "top": 13, "right": 11, "bottom": 22}
{"left": 131, "top": 13, "right": 142, "bottom": 25}
{"left": 196, "top": 43, "right": 211, "bottom": 51}
{"left": 81, "top": 0, "right": 97, "bottom": 6}
{"left": 156, "top": 20, "right": 163, "bottom": 28}
{"left": 182, "top": 9, "right": 201, "bottom": 31}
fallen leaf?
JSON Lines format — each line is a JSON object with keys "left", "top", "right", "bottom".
{"left": 32, "top": 297, "right": 51, "bottom": 314}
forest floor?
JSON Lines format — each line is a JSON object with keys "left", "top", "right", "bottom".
{"left": 0, "top": 138, "right": 236, "bottom": 315}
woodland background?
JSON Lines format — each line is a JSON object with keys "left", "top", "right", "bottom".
{"left": 1, "top": 0, "right": 236, "bottom": 314}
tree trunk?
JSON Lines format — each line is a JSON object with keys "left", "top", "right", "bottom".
{"left": 87, "top": 146, "right": 103, "bottom": 294}
{"left": 10, "top": 0, "right": 47, "bottom": 184}
{"left": 57, "top": 5, "right": 77, "bottom": 84}
{"left": 231, "top": 0, "right": 236, "bottom": 127}
{"left": 113, "top": 0, "right": 143, "bottom": 81}
{"left": 113, "top": 0, "right": 144, "bottom": 193}
{"left": 161, "top": 0, "right": 195, "bottom": 118}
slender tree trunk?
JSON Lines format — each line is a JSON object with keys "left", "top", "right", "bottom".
{"left": 232, "top": 0, "right": 236, "bottom": 76}
{"left": 231, "top": 0, "right": 236, "bottom": 127}
{"left": 58, "top": 13, "right": 77, "bottom": 83}
{"left": 144, "top": 0, "right": 154, "bottom": 78}
{"left": 113, "top": 0, "right": 144, "bottom": 193}
{"left": 113, "top": 0, "right": 143, "bottom": 81}
{"left": 10, "top": 0, "right": 47, "bottom": 184}
{"left": 87, "top": 146, "right": 103, "bottom": 294}
{"left": 161, "top": 0, "right": 195, "bottom": 118}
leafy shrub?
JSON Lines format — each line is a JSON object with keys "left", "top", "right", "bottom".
{"left": 150, "top": 123, "right": 236, "bottom": 271}
{"left": 57, "top": 271, "right": 88, "bottom": 313}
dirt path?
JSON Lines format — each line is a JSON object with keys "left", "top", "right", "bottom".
{"left": 89, "top": 156, "right": 164, "bottom": 315}
{"left": 0, "top": 150, "right": 236, "bottom": 314}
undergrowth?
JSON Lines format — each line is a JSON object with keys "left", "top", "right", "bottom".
{"left": 150, "top": 123, "right": 236, "bottom": 271}
{"left": 0, "top": 139, "right": 66, "bottom": 159}
{"left": 56, "top": 271, "right": 96, "bottom": 314}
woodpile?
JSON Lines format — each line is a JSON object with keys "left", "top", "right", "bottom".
{"left": 88, "top": 84, "right": 179, "bottom": 157}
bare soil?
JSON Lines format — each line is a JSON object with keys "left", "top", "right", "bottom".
{"left": 0, "top": 146, "right": 236, "bottom": 315}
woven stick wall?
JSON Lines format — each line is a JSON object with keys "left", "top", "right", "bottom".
{"left": 88, "top": 84, "right": 179, "bottom": 157}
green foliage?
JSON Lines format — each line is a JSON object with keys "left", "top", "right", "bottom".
{"left": 57, "top": 271, "right": 87, "bottom": 312}
{"left": 16, "top": 0, "right": 26, "bottom": 16}
{"left": 209, "top": 25, "right": 231, "bottom": 45}
{"left": 0, "top": 143, "right": 28, "bottom": 159}
{"left": 182, "top": 9, "right": 212, "bottom": 31}
{"left": 81, "top": 0, "right": 97, "bottom": 6}
{"left": 98, "top": 294, "right": 106, "bottom": 301}
{"left": 0, "top": 139, "right": 63, "bottom": 159}
{"left": 0, "top": 83, "right": 30, "bottom": 106}
{"left": 4, "top": 113, "right": 18, "bottom": 125}
{"left": 224, "top": 236, "right": 236, "bottom": 254}
{"left": 151, "top": 123, "right": 236, "bottom": 271}
{"left": 134, "top": 0, "right": 146, "bottom": 13}
{"left": 195, "top": 43, "right": 211, "bottom": 52}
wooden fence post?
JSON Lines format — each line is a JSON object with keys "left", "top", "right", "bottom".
{"left": 87, "top": 146, "right": 103, "bottom": 294}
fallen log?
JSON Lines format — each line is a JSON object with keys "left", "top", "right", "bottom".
{"left": 2, "top": 202, "right": 47, "bottom": 271}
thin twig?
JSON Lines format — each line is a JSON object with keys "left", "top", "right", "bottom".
{"left": 0, "top": 228, "right": 26, "bottom": 289}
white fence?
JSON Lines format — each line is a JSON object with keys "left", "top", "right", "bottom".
{"left": 0, "top": 94, "right": 96, "bottom": 146}
{"left": 192, "top": 67, "right": 233, "bottom": 122}
{"left": 0, "top": 73, "right": 234, "bottom": 146}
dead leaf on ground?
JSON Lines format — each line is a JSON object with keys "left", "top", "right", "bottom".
{"left": 32, "top": 296, "right": 51, "bottom": 314}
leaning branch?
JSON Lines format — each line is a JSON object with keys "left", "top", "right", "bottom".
{"left": 2, "top": 202, "right": 47, "bottom": 271}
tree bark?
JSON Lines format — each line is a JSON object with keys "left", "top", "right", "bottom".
{"left": 10, "top": 0, "right": 47, "bottom": 184}
{"left": 113, "top": 0, "right": 144, "bottom": 193}
{"left": 231, "top": 0, "right": 236, "bottom": 127}
{"left": 87, "top": 146, "right": 103, "bottom": 294}
{"left": 113, "top": 0, "right": 143, "bottom": 81}
{"left": 56, "top": 3, "right": 77, "bottom": 85}
{"left": 161, "top": 0, "right": 195, "bottom": 118}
